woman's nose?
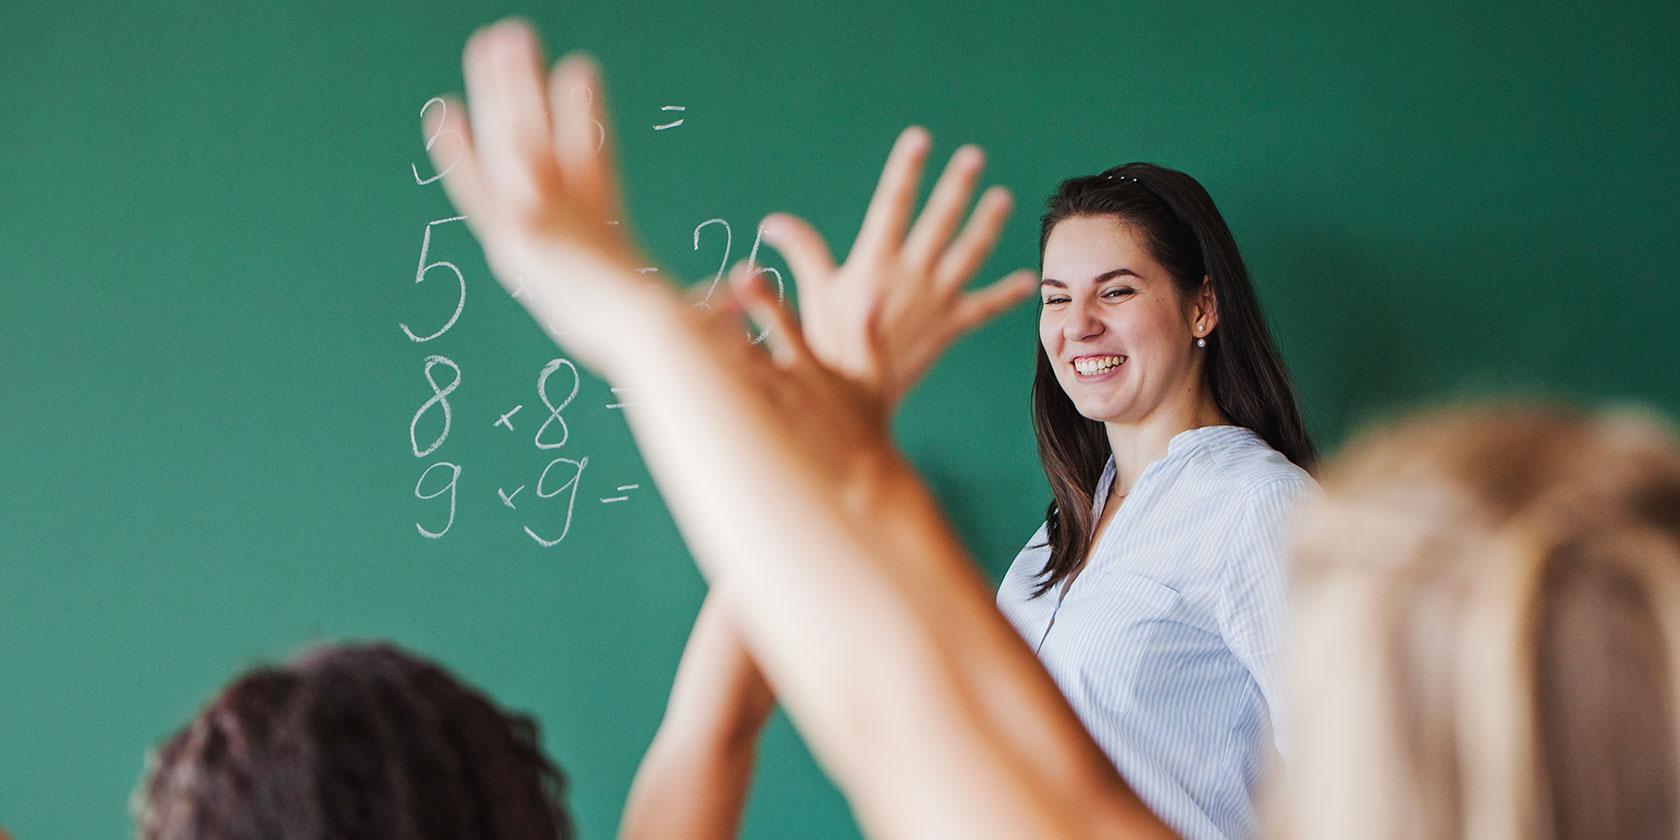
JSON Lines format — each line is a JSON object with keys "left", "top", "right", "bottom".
{"left": 1063, "top": 300, "right": 1104, "bottom": 341}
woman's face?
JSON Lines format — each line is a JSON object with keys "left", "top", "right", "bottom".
{"left": 1039, "top": 215, "right": 1212, "bottom": 425}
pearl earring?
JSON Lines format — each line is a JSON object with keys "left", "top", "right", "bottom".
{"left": 1196, "top": 337, "right": 1207, "bottom": 348}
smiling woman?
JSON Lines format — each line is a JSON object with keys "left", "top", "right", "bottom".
{"left": 633, "top": 146, "right": 1323, "bottom": 839}
{"left": 995, "top": 163, "right": 1320, "bottom": 840}
{"left": 630, "top": 151, "right": 1323, "bottom": 839}
{"left": 1027, "top": 164, "right": 1318, "bottom": 592}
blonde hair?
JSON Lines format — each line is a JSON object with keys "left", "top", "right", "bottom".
{"left": 1282, "top": 403, "right": 1680, "bottom": 840}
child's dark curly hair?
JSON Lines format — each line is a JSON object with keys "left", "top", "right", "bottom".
{"left": 135, "top": 642, "right": 574, "bottom": 840}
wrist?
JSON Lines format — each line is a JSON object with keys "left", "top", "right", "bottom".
{"left": 592, "top": 290, "right": 705, "bottom": 386}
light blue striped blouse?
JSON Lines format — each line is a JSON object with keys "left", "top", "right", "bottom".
{"left": 997, "top": 425, "right": 1315, "bottom": 840}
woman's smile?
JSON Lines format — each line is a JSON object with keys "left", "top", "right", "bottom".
{"left": 1071, "top": 353, "right": 1127, "bottom": 380}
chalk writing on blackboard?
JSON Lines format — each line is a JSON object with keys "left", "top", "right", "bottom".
{"left": 654, "top": 105, "right": 686, "bottom": 130}
{"left": 691, "top": 217, "right": 732, "bottom": 310}
{"left": 400, "top": 216, "right": 469, "bottom": 343}
{"left": 534, "top": 357, "right": 580, "bottom": 451}
{"left": 495, "top": 404, "right": 524, "bottom": 431}
{"left": 414, "top": 460, "right": 461, "bottom": 539}
{"left": 403, "top": 85, "right": 709, "bottom": 544}
{"left": 523, "top": 456, "right": 589, "bottom": 547}
{"left": 570, "top": 84, "right": 606, "bottom": 152}
{"left": 410, "top": 354, "right": 461, "bottom": 458}
{"left": 411, "top": 98, "right": 462, "bottom": 186}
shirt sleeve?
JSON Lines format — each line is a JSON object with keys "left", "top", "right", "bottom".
{"left": 1215, "top": 474, "right": 1316, "bottom": 762}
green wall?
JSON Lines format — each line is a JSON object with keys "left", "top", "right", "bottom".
{"left": 4, "top": 1, "right": 1676, "bottom": 837}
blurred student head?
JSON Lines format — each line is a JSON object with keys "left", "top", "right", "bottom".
{"left": 135, "top": 642, "right": 574, "bottom": 840}
{"left": 1285, "top": 404, "right": 1680, "bottom": 840}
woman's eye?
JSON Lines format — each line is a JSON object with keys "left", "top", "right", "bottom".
{"left": 1102, "top": 287, "right": 1135, "bottom": 299}
{"left": 1043, "top": 296, "right": 1070, "bottom": 305}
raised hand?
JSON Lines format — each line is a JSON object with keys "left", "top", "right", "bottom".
{"left": 425, "top": 19, "right": 905, "bottom": 491}
{"left": 424, "top": 20, "right": 676, "bottom": 380}
{"left": 759, "top": 128, "right": 1038, "bottom": 413}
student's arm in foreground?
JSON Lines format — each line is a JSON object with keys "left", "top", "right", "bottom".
{"left": 620, "top": 591, "right": 774, "bottom": 840}
{"left": 428, "top": 21, "right": 1176, "bottom": 840}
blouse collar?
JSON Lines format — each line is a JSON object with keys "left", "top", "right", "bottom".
{"left": 1094, "top": 424, "right": 1260, "bottom": 510}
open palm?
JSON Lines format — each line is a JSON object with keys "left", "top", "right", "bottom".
{"left": 760, "top": 128, "right": 1037, "bottom": 413}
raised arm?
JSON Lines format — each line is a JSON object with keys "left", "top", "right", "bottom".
{"left": 428, "top": 20, "right": 1174, "bottom": 840}
{"left": 620, "top": 591, "right": 774, "bottom": 840}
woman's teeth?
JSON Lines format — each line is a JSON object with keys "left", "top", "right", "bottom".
{"left": 1074, "top": 355, "right": 1125, "bottom": 375}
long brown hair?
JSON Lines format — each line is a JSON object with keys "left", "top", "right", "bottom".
{"left": 135, "top": 642, "right": 575, "bottom": 840}
{"left": 1030, "top": 163, "right": 1316, "bottom": 596}
{"left": 1284, "top": 403, "right": 1680, "bottom": 840}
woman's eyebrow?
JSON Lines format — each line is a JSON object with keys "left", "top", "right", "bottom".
{"left": 1039, "top": 267, "right": 1141, "bottom": 287}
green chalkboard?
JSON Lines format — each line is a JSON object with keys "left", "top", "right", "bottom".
{"left": 4, "top": 1, "right": 1677, "bottom": 837}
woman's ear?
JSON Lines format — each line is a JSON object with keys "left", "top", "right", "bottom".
{"left": 1192, "top": 275, "right": 1219, "bottom": 338}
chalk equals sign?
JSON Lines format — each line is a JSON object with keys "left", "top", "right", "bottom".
{"left": 601, "top": 484, "right": 639, "bottom": 504}
{"left": 654, "top": 105, "right": 686, "bottom": 130}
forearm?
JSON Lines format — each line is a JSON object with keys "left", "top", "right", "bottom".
{"left": 620, "top": 590, "right": 773, "bottom": 840}
{"left": 621, "top": 731, "right": 759, "bottom": 840}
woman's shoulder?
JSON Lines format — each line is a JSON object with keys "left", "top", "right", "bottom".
{"left": 1183, "top": 426, "right": 1316, "bottom": 501}
{"left": 1009, "top": 520, "right": 1051, "bottom": 567}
